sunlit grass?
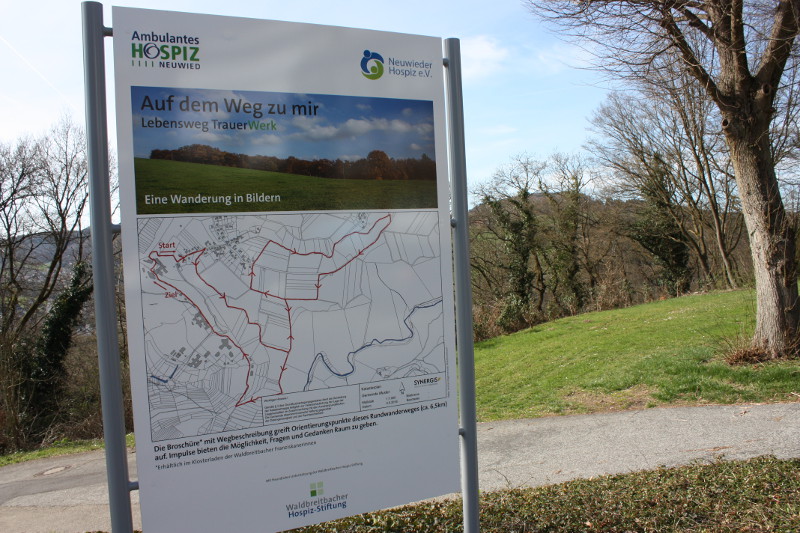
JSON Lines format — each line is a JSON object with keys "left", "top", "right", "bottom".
{"left": 475, "top": 289, "right": 800, "bottom": 420}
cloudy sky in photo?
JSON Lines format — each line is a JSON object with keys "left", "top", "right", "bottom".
{"left": 132, "top": 86, "right": 436, "bottom": 160}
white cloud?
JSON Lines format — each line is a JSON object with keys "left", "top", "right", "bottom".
{"left": 250, "top": 134, "right": 284, "bottom": 146}
{"left": 289, "top": 116, "right": 432, "bottom": 142}
{"left": 195, "top": 131, "right": 231, "bottom": 143}
{"left": 459, "top": 36, "right": 594, "bottom": 83}
{"left": 304, "top": 124, "right": 342, "bottom": 140}
{"left": 340, "top": 118, "right": 378, "bottom": 137}
{"left": 528, "top": 42, "right": 594, "bottom": 75}
{"left": 460, "top": 35, "right": 510, "bottom": 82}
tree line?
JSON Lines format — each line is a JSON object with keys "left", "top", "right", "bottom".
{"left": 149, "top": 144, "right": 437, "bottom": 181}
{"left": 469, "top": 152, "right": 754, "bottom": 340}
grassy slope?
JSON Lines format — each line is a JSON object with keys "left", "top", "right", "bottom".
{"left": 134, "top": 158, "right": 438, "bottom": 214}
{"left": 475, "top": 289, "right": 800, "bottom": 421}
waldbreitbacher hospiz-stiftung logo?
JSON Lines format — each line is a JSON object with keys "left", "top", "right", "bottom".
{"left": 361, "top": 50, "right": 384, "bottom": 79}
{"left": 286, "top": 482, "right": 348, "bottom": 519}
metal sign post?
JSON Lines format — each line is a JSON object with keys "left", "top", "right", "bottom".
{"left": 81, "top": 2, "right": 135, "bottom": 532}
{"left": 445, "top": 37, "right": 480, "bottom": 533}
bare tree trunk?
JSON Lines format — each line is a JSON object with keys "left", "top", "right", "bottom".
{"left": 710, "top": 214, "right": 739, "bottom": 289}
{"left": 727, "top": 131, "right": 799, "bottom": 355}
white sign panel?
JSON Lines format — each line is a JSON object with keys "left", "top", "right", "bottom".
{"left": 113, "top": 7, "right": 459, "bottom": 532}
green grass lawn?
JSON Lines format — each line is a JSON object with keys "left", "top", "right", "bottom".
{"left": 133, "top": 158, "right": 438, "bottom": 214}
{"left": 475, "top": 289, "right": 800, "bottom": 421}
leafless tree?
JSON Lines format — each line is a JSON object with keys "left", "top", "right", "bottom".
{"left": 471, "top": 156, "right": 548, "bottom": 331}
{"left": 590, "top": 84, "right": 745, "bottom": 289}
{"left": 530, "top": 1, "right": 800, "bottom": 357}
{"left": 471, "top": 153, "right": 615, "bottom": 332}
{"left": 0, "top": 116, "right": 90, "bottom": 450}
{"left": 536, "top": 153, "right": 596, "bottom": 312}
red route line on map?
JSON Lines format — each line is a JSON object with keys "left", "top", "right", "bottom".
{"left": 148, "top": 214, "right": 392, "bottom": 407}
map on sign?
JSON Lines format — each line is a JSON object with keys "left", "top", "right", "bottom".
{"left": 137, "top": 211, "right": 448, "bottom": 441}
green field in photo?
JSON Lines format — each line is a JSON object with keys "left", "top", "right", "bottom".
{"left": 133, "top": 158, "right": 438, "bottom": 214}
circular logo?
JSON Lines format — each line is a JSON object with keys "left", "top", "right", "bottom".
{"left": 361, "top": 50, "right": 384, "bottom": 80}
{"left": 143, "top": 42, "right": 161, "bottom": 59}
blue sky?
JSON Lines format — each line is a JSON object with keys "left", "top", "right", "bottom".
{"left": 0, "top": 0, "right": 610, "bottom": 188}
{"left": 131, "top": 87, "right": 436, "bottom": 161}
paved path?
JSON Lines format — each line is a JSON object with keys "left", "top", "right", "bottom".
{"left": 1, "top": 403, "right": 798, "bottom": 533}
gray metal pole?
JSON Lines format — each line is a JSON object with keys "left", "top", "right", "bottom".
{"left": 81, "top": 2, "right": 135, "bottom": 532}
{"left": 444, "top": 38, "right": 480, "bottom": 533}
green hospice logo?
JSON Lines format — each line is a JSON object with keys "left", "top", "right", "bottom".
{"left": 130, "top": 31, "right": 200, "bottom": 70}
{"left": 361, "top": 50, "right": 384, "bottom": 80}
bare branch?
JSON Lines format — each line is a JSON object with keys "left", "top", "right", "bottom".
{"left": 755, "top": 0, "right": 800, "bottom": 99}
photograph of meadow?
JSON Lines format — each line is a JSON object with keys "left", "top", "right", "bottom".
{"left": 130, "top": 86, "right": 439, "bottom": 214}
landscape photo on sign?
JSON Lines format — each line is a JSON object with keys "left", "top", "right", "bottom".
{"left": 130, "top": 86, "right": 438, "bottom": 214}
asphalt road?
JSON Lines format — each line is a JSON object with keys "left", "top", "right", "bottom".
{"left": 1, "top": 402, "right": 798, "bottom": 533}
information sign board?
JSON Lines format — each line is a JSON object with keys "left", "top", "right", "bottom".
{"left": 113, "top": 7, "right": 459, "bottom": 532}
